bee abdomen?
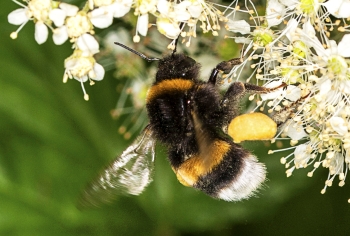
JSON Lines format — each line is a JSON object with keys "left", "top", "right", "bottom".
{"left": 174, "top": 141, "right": 266, "bottom": 201}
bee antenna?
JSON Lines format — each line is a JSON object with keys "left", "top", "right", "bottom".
{"left": 114, "top": 42, "right": 160, "bottom": 62}
{"left": 172, "top": 22, "right": 185, "bottom": 56}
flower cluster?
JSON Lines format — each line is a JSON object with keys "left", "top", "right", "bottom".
{"left": 8, "top": 0, "right": 227, "bottom": 100}
{"left": 8, "top": 0, "right": 350, "bottom": 200}
{"left": 225, "top": 0, "right": 350, "bottom": 199}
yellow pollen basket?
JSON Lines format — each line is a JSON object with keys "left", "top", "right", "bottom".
{"left": 228, "top": 112, "right": 277, "bottom": 143}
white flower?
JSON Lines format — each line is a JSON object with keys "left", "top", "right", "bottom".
{"left": 323, "top": 0, "right": 350, "bottom": 18}
{"left": 8, "top": 0, "right": 51, "bottom": 43}
{"left": 64, "top": 50, "right": 105, "bottom": 100}
{"left": 66, "top": 11, "right": 93, "bottom": 39}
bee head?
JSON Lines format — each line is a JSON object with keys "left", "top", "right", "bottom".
{"left": 114, "top": 42, "right": 201, "bottom": 83}
{"left": 155, "top": 53, "right": 201, "bottom": 82}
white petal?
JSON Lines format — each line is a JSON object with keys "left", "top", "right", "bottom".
{"left": 337, "top": 0, "right": 350, "bottom": 18}
{"left": 188, "top": 4, "right": 202, "bottom": 18}
{"left": 279, "top": 0, "right": 297, "bottom": 8}
{"left": 8, "top": 8, "right": 28, "bottom": 25}
{"left": 174, "top": 2, "right": 191, "bottom": 21}
{"left": 113, "top": 0, "right": 132, "bottom": 18}
{"left": 64, "top": 57, "right": 77, "bottom": 69}
{"left": 323, "top": 0, "right": 350, "bottom": 18}
{"left": 234, "top": 37, "right": 252, "bottom": 44}
{"left": 318, "top": 78, "right": 332, "bottom": 96}
{"left": 284, "top": 18, "right": 298, "bottom": 42}
{"left": 49, "top": 9, "right": 66, "bottom": 27}
{"left": 302, "top": 19, "right": 316, "bottom": 37}
{"left": 90, "top": 7, "right": 113, "bottom": 28}
{"left": 157, "top": 0, "right": 170, "bottom": 15}
{"left": 302, "top": 20, "right": 325, "bottom": 56}
{"left": 74, "top": 75, "right": 89, "bottom": 82}
{"left": 156, "top": 18, "right": 180, "bottom": 39}
{"left": 226, "top": 20, "right": 251, "bottom": 34}
{"left": 260, "top": 81, "right": 285, "bottom": 100}
{"left": 345, "top": 150, "right": 350, "bottom": 164}
{"left": 59, "top": 2, "right": 79, "bottom": 16}
{"left": 294, "top": 144, "right": 309, "bottom": 168}
{"left": 323, "top": 0, "right": 342, "bottom": 14}
{"left": 287, "top": 122, "right": 307, "bottom": 140}
{"left": 326, "top": 40, "right": 338, "bottom": 56}
{"left": 92, "top": 63, "right": 105, "bottom": 81}
{"left": 178, "top": 0, "right": 192, "bottom": 7}
{"left": 53, "top": 26, "right": 68, "bottom": 45}
{"left": 329, "top": 116, "right": 348, "bottom": 135}
{"left": 137, "top": 14, "right": 149, "bottom": 36}
{"left": 339, "top": 80, "right": 350, "bottom": 94}
{"left": 35, "top": 22, "right": 48, "bottom": 44}
{"left": 338, "top": 34, "right": 350, "bottom": 57}
{"left": 77, "top": 34, "right": 99, "bottom": 55}
{"left": 266, "top": 0, "right": 285, "bottom": 27}
{"left": 285, "top": 85, "right": 301, "bottom": 101}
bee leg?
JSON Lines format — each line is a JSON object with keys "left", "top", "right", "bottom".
{"left": 208, "top": 58, "right": 242, "bottom": 84}
{"left": 220, "top": 82, "right": 287, "bottom": 130}
{"left": 243, "top": 82, "right": 286, "bottom": 94}
{"left": 273, "top": 92, "right": 311, "bottom": 125}
{"left": 220, "top": 82, "right": 246, "bottom": 129}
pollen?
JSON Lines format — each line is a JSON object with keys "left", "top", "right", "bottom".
{"left": 228, "top": 112, "right": 277, "bottom": 143}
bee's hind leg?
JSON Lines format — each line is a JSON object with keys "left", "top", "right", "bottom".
{"left": 220, "top": 82, "right": 287, "bottom": 130}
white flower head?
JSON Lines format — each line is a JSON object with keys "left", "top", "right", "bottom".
{"left": 66, "top": 11, "right": 93, "bottom": 39}
{"left": 8, "top": 0, "right": 52, "bottom": 43}
{"left": 64, "top": 50, "right": 104, "bottom": 100}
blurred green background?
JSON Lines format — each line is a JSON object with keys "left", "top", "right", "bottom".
{"left": 2, "top": 1, "right": 350, "bottom": 235}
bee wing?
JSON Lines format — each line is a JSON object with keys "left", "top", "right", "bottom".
{"left": 80, "top": 126, "right": 156, "bottom": 207}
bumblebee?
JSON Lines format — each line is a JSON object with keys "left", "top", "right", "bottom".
{"left": 81, "top": 42, "right": 283, "bottom": 206}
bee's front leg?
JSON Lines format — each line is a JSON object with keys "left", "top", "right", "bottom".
{"left": 208, "top": 58, "right": 242, "bottom": 85}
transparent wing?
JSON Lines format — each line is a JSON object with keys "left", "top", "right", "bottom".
{"left": 79, "top": 126, "right": 155, "bottom": 207}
